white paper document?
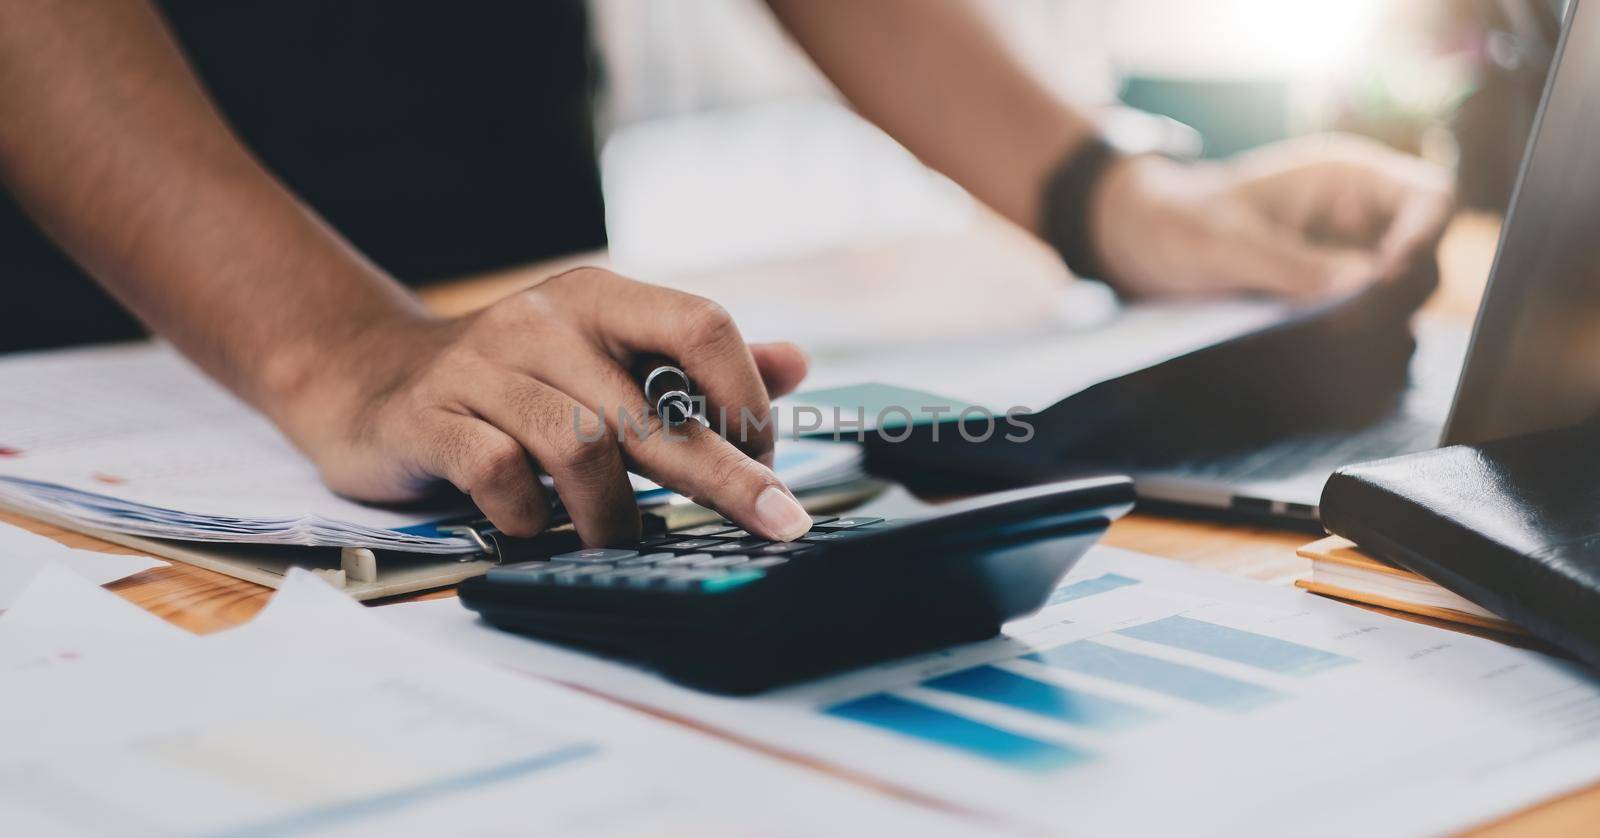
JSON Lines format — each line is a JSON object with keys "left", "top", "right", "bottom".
{"left": 780, "top": 298, "right": 1289, "bottom": 432}
{"left": 0, "top": 521, "right": 165, "bottom": 609}
{"left": 0, "top": 562, "right": 191, "bottom": 674}
{"left": 0, "top": 568, "right": 991, "bottom": 837}
{"left": 383, "top": 548, "right": 1600, "bottom": 837}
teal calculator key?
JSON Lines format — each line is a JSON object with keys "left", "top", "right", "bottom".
{"left": 701, "top": 569, "right": 766, "bottom": 593}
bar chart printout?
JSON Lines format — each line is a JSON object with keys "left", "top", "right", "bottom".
{"left": 823, "top": 569, "right": 1359, "bottom": 773}
{"left": 381, "top": 548, "right": 1600, "bottom": 837}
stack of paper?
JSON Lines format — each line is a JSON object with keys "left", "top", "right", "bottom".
{"left": 0, "top": 343, "right": 863, "bottom": 555}
{"left": 0, "top": 344, "right": 479, "bottom": 553}
{"left": 0, "top": 566, "right": 987, "bottom": 836}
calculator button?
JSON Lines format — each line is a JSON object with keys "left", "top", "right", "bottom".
{"left": 553, "top": 548, "right": 639, "bottom": 563}
{"left": 495, "top": 560, "right": 578, "bottom": 573}
{"left": 486, "top": 563, "right": 573, "bottom": 584}
{"left": 675, "top": 523, "right": 740, "bottom": 538}
{"left": 744, "top": 556, "right": 789, "bottom": 570}
{"left": 696, "top": 555, "right": 751, "bottom": 569}
{"left": 715, "top": 529, "right": 752, "bottom": 540}
{"left": 657, "top": 553, "right": 712, "bottom": 567}
{"left": 799, "top": 531, "right": 866, "bottom": 543}
{"left": 664, "top": 569, "right": 725, "bottom": 591}
{"left": 665, "top": 539, "right": 723, "bottom": 551}
{"left": 683, "top": 555, "right": 737, "bottom": 568}
{"left": 555, "top": 566, "right": 612, "bottom": 585}
{"left": 625, "top": 569, "right": 675, "bottom": 589}
{"left": 700, "top": 569, "right": 766, "bottom": 593}
{"left": 591, "top": 567, "right": 654, "bottom": 586}
{"left": 617, "top": 552, "right": 675, "bottom": 567}
{"left": 634, "top": 534, "right": 684, "bottom": 549}
{"left": 700, "top": 540, "right": 756, "bottom": 553}
{"left": 811, "top": 517, "right": 882, "bottom": 531}
{"left": 755, "top": 542, "right": 812, "bottom": 556}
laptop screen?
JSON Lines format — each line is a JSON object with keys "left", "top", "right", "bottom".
{"left": 1444, "top": 0, "right": 1600, "bottom": 445}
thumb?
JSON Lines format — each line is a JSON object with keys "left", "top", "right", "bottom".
{"left": 750, "top": 342, "right": 809, "bottom": 399}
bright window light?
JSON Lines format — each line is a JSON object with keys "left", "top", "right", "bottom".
{"left": 1108, "top": 0, "right": 1384, "bottom": 79}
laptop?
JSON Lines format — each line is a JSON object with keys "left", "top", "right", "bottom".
{"left": 1135, "top": 0, "right": 1600, "bottom": 523}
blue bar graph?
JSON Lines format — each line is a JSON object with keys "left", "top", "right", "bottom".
{"left": 1026, "top": 641, "right": 1285, "bottom": 712}
{"left": 1117, "top": 615, "right": 1355, "bottom": 676}
{"left": 1047, "top": 573, "right": 1140, "bottom": 606}
{"left": 825, "top": 693, "right": 1089, "bottom": 773}
{"left": 922, "top": 665, "right": 1156, "bottom": 731}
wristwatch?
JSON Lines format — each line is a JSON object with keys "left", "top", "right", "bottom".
{"left": 1040, "top": 108, "right": 1201, "bottom": 292}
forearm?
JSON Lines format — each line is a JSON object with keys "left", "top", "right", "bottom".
{"left": 0, "top": 0, "right": 424, "bottom": 425}
{"left": 766, "top": 0, "right": 1094, "bottom": 232}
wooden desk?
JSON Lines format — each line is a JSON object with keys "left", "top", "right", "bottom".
{"left": 6, "top": 212, "right": 1591, "bottom": 836}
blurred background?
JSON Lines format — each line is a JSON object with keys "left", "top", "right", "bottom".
{"left": 589, "top": 0, "right": 1564, "bottom": 277}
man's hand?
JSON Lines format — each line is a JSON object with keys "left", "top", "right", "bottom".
{"left": 1089, "top": 135, "right": 1455, "bottom": 300}
{"left": 284, "top": 268, "right": 814, "bottom": 547}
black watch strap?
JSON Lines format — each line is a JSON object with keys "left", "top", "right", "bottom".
{"left": 1040, "top": 136, "right": 1124, "bottom": 291}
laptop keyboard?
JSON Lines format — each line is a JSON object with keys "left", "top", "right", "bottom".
{"left": 1147, "top": 319, "right": 1468, "bottom": 488}
{"left": 1172, "top": 417, "right": 1442, "bottom": 483}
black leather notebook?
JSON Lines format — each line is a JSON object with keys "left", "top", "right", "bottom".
{"left": 1321, "top": 425, "right": 1600, "bottom": 668}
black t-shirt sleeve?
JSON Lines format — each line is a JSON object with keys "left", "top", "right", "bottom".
{"left": 0, "top": 0, "right": 606, "bottom": 352}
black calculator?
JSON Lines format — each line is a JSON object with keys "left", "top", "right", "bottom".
{"left": 459, "top": 476, "right": 1134, "bottom": 693}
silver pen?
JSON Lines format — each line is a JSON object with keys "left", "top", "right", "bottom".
{"left": 641, "top": 360, "right": 695, "bottom": 426}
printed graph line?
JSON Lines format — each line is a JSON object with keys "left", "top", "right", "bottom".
{"left": 1027, "top": 640, "right": 1286, "bottom": 712}
{"left": 1117, "top": 615, "right": 1355, "bottom": 676}
{"left": 922, "top": 665, "right": 1157, "bottom": 731}
{"left": 1047, "top": 573, "right": 1140, "bottom": 606}
{"left": 826, "top": 693, "right": 1089, "bottom": 773}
